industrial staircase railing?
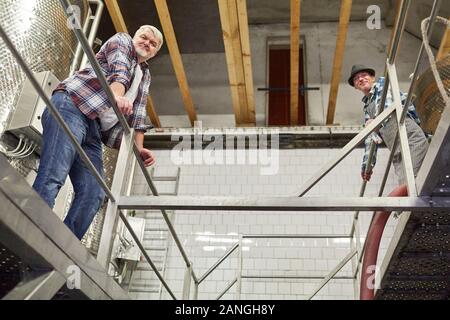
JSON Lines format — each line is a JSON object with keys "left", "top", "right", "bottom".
{"left": 0, "top": 0, "right": 449, "bottom": 300}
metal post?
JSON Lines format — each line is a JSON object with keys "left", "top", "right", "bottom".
{"left": 193, "top": 282, "right": 199, "bottom": 300}
{"left": 352, "top": 220, "right": 361, "bottom": 299}
{"left": 386, "top": 63, "right": 417, "bottom": 195}
{"left": 182, "top": 265, "right": 192, "bottom": 300}
{"left": 79, "top": 0, "right": 105, "bottom": 69}
{"left": 387, "top": 0, "right": 411, "bottom": 64}
{"left": 236, "top": 235, "right": 243, "bottom": 300}
{"left": 70, "top": 7, "right": 92, "bottom": 75}
{"left": 97, "top": 131, "right": 135, "bottom": 268}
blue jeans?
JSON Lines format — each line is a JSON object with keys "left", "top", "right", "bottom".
{"left": 32, "top": 91, "right": 105, "bottom": 240}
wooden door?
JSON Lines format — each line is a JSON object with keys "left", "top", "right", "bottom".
{"left": 268, "top": 47, "right": 306, "bottom": 125}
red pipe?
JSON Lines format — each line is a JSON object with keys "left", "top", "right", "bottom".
{"left": 359, "top": 184, "right": 408, "bottom": 300}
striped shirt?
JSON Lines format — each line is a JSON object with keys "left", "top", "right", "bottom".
{"left": 55, "top": 32, "right": 152, "bottom": 149}
{"left": 361, "top": 77, "right": 421, "bottom": 172}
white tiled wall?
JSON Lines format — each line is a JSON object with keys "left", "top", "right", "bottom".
{"left": 131, "top": 147, "right": 399, "bottom": 300}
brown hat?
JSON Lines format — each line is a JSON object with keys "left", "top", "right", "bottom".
{"left": 348, "top": 65, "right": 375, "bottom": 87}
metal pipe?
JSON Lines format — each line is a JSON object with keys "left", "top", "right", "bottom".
{"left": 242, "top": 275, "right": 354, "bottom": 280}
{"left": 353, "top": 134, "right": 398, "bottom": 275}
{"left": 193, "top": 283, "right": 199, "bottom": 300}
{"left": 401, "top": 0, "right": 442, "bottom": 124}
{"left": 236, "top": 236, "right": 243, "bottom": 300}
{"left": 243, "top": 234, "right": 351, "bottom": 239}
{"left": 117, "top": 194, "right": 449, "bottom": 212}
{"left": 387, "top": 63, "right": 417, "bottom": 194}
{"left": 182, "top": 265, "right": 192, "bottom": 300}
{"left": 387, "top": 0, "right": 411, "bottom": 64}
{"left": 307, "top": 249, "right": 357, "bottom": 300}
{"left": 60, "top": 0, "right": 194, "bottom": 272}
{"left": 59, "top": 0, "right": 130, "bottom": 135}
{"left": 297, "top": 104, "right": 397, "bottom": 196}
{"left": 198, "top": 243, "right": 239, "bottom": 284}
{"left": 191, "top": 269, "right": 199, "bottom": 285}
{"left": 216, "top": 278, "right": 237, "bottom": 300}
{"left": 70, "top": 7, "right": 92, "bottom": 75}
{"left": 118, "top": 210, "right": 177, "bottom": 300}
{"left": 79, "top": 0, "right": 104, "bottom": 69}
{"left": 0, "top": 24, "right": 115, "bottom": 202}
{"left": 132, "top": 145, "right": 192, "bottom": 268}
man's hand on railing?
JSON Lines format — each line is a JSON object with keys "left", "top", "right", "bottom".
{"left": 361, "top": 169, "right": 373, "bottom": 182}
{"left": 139, "top": 148, "right": 156, "bottom": 167}
{"left": 115, "top": 95, "right": 133, "bottom": 116}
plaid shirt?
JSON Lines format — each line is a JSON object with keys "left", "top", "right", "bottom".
{"left": 361, "top": 77, "right": 421, "bottom": 172}
{"left": 55, "top": 32, "right": 152, "bottom": 149}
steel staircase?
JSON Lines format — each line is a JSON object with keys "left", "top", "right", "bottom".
{"left": 128, "top": 168, "right": 180, "bottom": 299}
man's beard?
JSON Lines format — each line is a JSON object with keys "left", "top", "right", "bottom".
{"left": 135, "top": 47, "right": 153, "bottom": 60}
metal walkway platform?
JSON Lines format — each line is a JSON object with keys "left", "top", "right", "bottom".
{"left": 0, "top": 154, "right": 129, "bottom": 300}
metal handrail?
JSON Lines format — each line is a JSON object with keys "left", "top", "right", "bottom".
{"left": 195, "top": 233, "right": 355, "bottom": 299}
{"left": 198, "top": 243, "right": 239, "bottom": 284}
{"left": 350, "top": 0, "right": 442, "bottom": 296}
{"left": 0, "top": 0, "right": 197, "bottom": 300}
{"left": 118, "top": 211, "right": 177, "bottom": 299}
{"left": 243, "top": 234, "right": 351, "bottom": 239}
{"left": 58, "top": 0, "right": 195, "bottom": 280}
{"left": 216, "top": 278, "right": 237, "bottom": 300}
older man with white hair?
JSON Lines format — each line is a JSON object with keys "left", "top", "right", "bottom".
{"left": 348, "top": 64, "right": 429, "bottom": 185}
{"left": 32, "top": 25, "right": 163, "bottom": 240}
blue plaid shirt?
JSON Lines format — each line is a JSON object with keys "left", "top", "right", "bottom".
{"left": 55, "top": 33, "right": 152, "bottom": 149}
{"left": 361, "top": 77, "right": 421, "bottom": 172}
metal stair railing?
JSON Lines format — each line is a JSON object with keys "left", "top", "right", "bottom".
{"left": 127, "top": 168, "right": 181, "bottom": 299}
{"left": 194, "top": 234, "right": 354, "bottom": 300}
{"left": 0, "top": 0, "right": 197, "bottom": 300}
{"left": 1, "top": 0, "right": 447, "bottom": 301}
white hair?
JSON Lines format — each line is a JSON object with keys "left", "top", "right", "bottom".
{"left": 134, "top": 25, "right": 164, "bottom": 51}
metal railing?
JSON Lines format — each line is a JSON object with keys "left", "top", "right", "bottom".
{"left": 0, "top": 0, "right": 444, "bottom": 301}
{"left": 194, "top": 234, "right": 355, "bottom": 300}
{"left": 0, "top": 0, "right": 199, "bottom": 300}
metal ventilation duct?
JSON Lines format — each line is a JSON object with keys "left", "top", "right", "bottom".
{"left": 0, "top": 0, "right": 89, "bottom": 136}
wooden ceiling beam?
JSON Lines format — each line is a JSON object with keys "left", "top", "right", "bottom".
{"left": 218, "top": 0, "right": 243, "bottom": 124}
{"left": 104, "top": 0, "right": 128, "bottom": 33}
{"left": 146, "top": 96, "right": 161, "bottom": 128}
{"left": 218, "top": 0, "right": 255, "bottom": 126}
{"left": 236, "top": 0, "right": 256, "bottom": 124}
{"left": 326, "top": 0, "right": 353, "bottom": 125}
{"left": 290, "top": 0, "right": 301, "bottom": 126}
{"left": 154, "top": 0, "right": 198, "bottom": 126}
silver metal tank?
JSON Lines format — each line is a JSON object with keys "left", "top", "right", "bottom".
{"left": 0, "top": 0, "right": 89, "bottom": 135}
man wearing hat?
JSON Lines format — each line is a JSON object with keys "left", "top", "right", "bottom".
{"left": 348, "top": 65, "right": 429, "bottom": 184}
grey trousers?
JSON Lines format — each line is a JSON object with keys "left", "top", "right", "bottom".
{"left": 379, "top": 115, "right": 429, "bottom": 185}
